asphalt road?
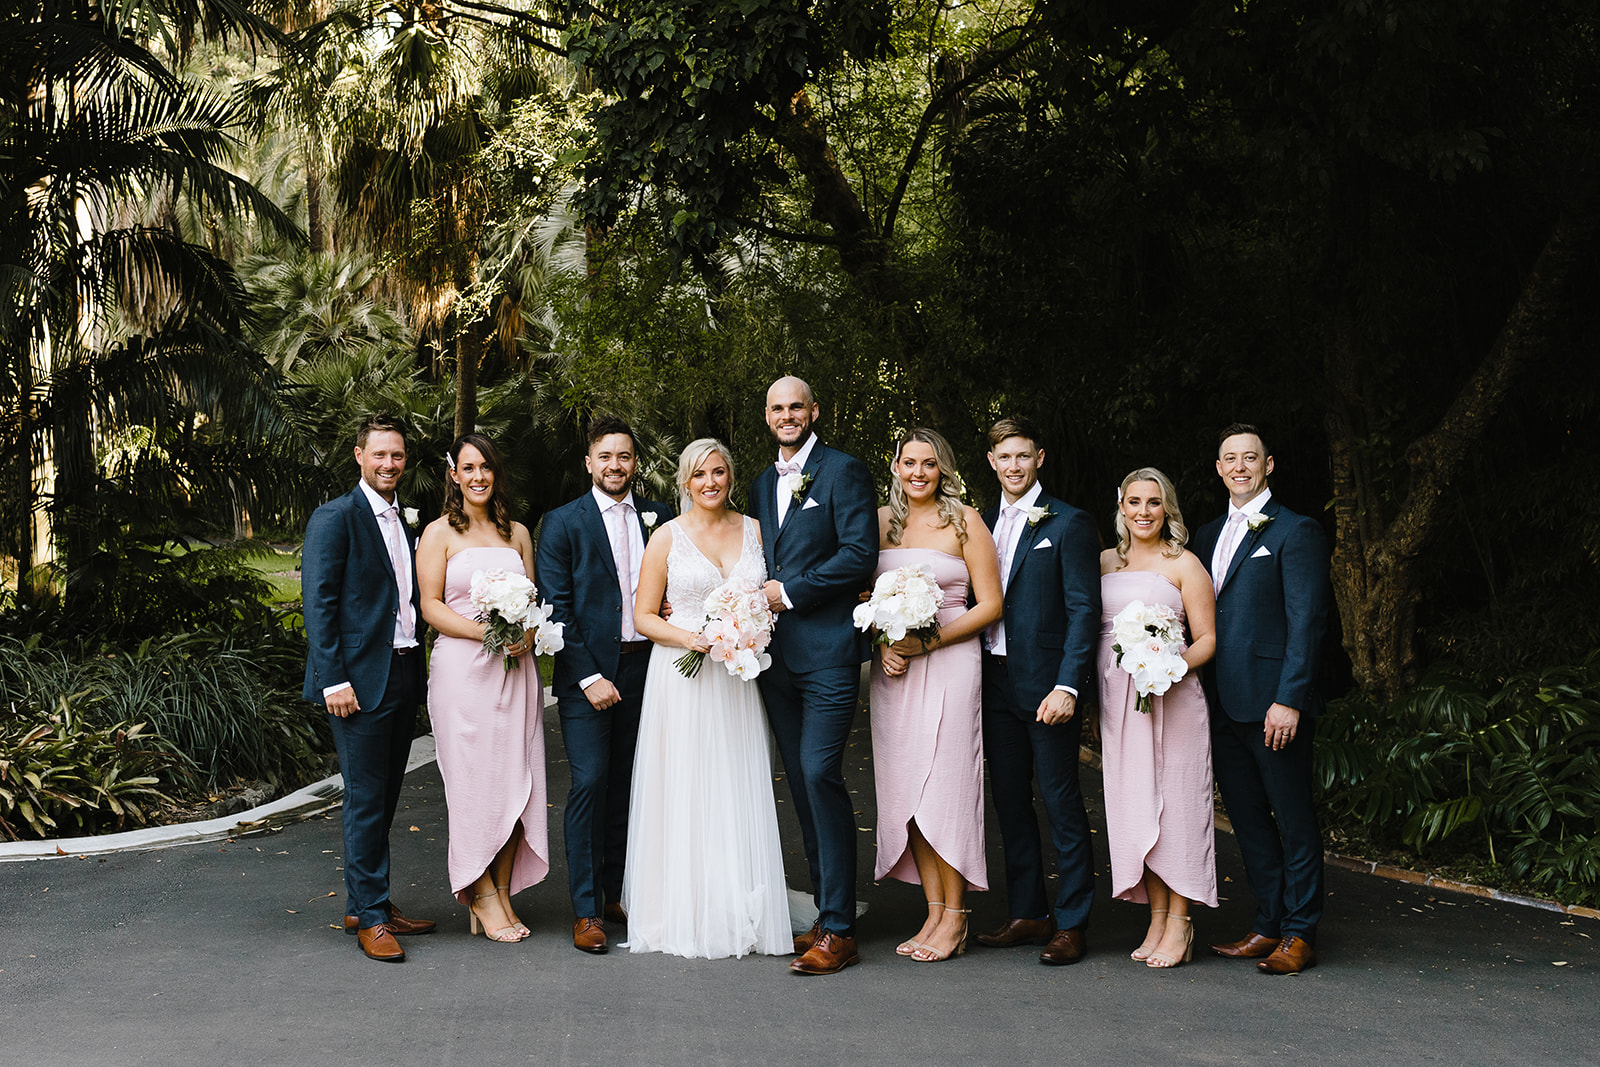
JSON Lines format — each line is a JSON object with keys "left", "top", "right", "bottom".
{"left": 3, "top": 700, "right": 1596, "bottom": 1067}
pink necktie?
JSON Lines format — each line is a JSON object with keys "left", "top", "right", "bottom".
{"left": 611, "top": 502, "right": 637, "bottom": 641}
{"left": 381, "top": 506, "right": 414, "bottom": 641}
{"left": 986, "top": 505, "right": 1022, "bottom": 649}
{"left": 1213, "top": 512, "right": 1248, "bottom": 594}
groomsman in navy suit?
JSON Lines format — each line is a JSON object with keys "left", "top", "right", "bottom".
{"left": 302, "top": 412, "right": 436, "bottom": 962}
{"left": 1191, "top": 423, "right": 1330, "bottom": 975}
{"left": 536, "top": 416, "right": 674, "bottom": 955}
{"left": 749, "top": 376, "right": 877, "bottom": 975}
{"left": 974, "top": 417, "right": 1102, "bottom": 965}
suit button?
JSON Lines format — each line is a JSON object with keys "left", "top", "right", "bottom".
{"left": 776, "top": 565, "right": 783, "bottom": 573}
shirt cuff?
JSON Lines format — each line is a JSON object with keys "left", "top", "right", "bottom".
{"left": 322, "top": 682, "right": 353, "bottom": 700}
{"left": 1053, "top": 685, "right": 1078, "bottom": 698}
{"left": 779, "top": 583, "right": 794, "bottom": 611}
{"left": 579, "top": 673, "right": 604, "bottom": 691}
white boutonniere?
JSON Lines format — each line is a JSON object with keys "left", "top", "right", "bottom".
{"left": 779, "top": 470, "right": 814, "bottom": 504}
{"left": 1021, "top": 503, "right": 1054, "bottom": 528}
{"left": 641, "top": 510, "right": 659, "bottom": 538}
{"left": 1246, "top": 513, "right": 1273, "bottom": 533}
{"left": 402, "top": 506, "right": 420, "bottom": 528}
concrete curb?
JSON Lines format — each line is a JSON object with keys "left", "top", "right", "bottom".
{"left": 1212, "top": 811, "right": 1599, "bottom": 923}
{"left": 0, "top": 735, "right": 437, "bottom": 863}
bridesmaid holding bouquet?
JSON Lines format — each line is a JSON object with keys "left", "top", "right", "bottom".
{"left": 417, "top": 434, "right": 550, "bottom": 944}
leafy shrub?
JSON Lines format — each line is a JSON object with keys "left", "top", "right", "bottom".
{"left": 0, "top": 701, "right": 182, "bottom": 841}
{"left": 0, "top": 629, "right": 331, "bottom": 793}
{"left": 1316, "top": 654, "right": 1600, "bottom": 906}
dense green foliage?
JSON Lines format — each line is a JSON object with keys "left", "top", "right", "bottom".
{"left": 0, "top": 714, "right": 179, "bottom": 841}
{"left": 1317, "top": 658, "right": 1600, "bottom": 906}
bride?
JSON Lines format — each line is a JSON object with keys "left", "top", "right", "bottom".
{"left": 622, "top": 438, "right": 791, "bottom": 958}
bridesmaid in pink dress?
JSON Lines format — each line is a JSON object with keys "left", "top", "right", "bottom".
{"left": 417, "top": 433, "right": 549, "bottom": 944}
{"left": 1098, "top": 467, "right": 1217, "bottom": 969}
{"left": 868, "top": 429, "right": 1002, "bottom": 963}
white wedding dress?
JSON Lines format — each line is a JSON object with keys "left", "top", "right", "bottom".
{"left": 621, "top": 516, "right": 792, "bottom": 958}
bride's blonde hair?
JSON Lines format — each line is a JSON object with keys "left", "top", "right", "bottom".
{"left": 675, "top": 438, "right": 737, "bottom": 514}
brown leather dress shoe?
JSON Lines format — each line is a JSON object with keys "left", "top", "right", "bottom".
{"left": 793, "top": 918, "right": 822, "bottom": 956}
{"left": 344, "top": 906, "right": 436, "bottom": 936}
{"left": 976, "top": 917, "right": 1054, "bottom": 948}
{"left": 1257, "top": 935, "right": 1316, "bottom": 975}
{"left": 603, "top": 901, "right": 627, "bottom": 925}
{"left": 1038, "top": 927, "right": 1087, "bottom": 966}
{"left": 357, "top": 923, "right": 406, "bottom": 962}
{"left": 573, "top": 917, "right": 608, "bottom": 954}
{"left": 789, "top": 930, "right": 859, "bottom": 975}
{"left": 1209, "top": 931, "right": 1280, "bottom": 959}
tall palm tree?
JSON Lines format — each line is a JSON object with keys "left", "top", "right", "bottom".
{"left": 0, "top": 0, "right": 299, "bottom": 599}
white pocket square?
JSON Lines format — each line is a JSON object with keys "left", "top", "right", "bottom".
{"left": 801, "top": 497, "right": 820, "bottom": 510}
{"left": 1033, "top": 538, "right": 1052, "bottom": 549}
{"left": 1250, "top": 545, "right": 1272, "bottom": 558}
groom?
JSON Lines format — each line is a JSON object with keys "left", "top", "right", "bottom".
{"left": 302, "top": 412, "right": 435, "bottom": 963}
{"left": 749, "top": 376, "right": 877, "bottom": 975}
{"left": 1191, "top": 423, "right": 1330, "bottom": 976}
{"left": 536, "top": 416, "right": 674, "bottom": 955}
{"left": 975, "top": 416, "right": 1101, "bottom": 965}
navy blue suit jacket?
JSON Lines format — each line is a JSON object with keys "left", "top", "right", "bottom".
{"left": 535, "top": 492, "right": 675, "bottom": 704}
{"left": 301, "top": 485, "right": 422, "bottom": 711}
{"left": 1191, "top": 496, "right": 1330, "bottom": 723}
{"left": 747, "top": 440, "right": 878, "bottom": 672}
{"left": 983, "top": 492, "right": 1101, "bottom": 710}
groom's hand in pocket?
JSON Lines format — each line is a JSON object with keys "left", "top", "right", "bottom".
{"left": 584, "top": 678, "right": 621, "bottom": 710}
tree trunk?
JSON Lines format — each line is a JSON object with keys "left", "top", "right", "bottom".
{"left": 1326, "top": 211, "right": 1592, "bottom": 702}
{"left": 771, "top": 88, "right": 941, "bottom": 426}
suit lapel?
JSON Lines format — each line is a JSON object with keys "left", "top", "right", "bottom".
{"left": 774, "top": 441, "right": 824, "bottom": 546}
{"left": 579, "top": 492, "right": 620, "bottom": 573}
{"left": 1007, "top": 500, "right": 1044, "bottom": 590}
{"left": 1219, "top": 499, "right": 1279, "bottom": 593}
{"left": 351, "top": 487, "right": 397, "bottom": 583}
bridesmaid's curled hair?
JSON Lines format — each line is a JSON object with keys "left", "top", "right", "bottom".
{"left": 887, "top": 428, "right": 968, "bottom": 547}
{"left": 1113, "top": 466, "right": 1187, "bottom": 563}
{"left": 443, "top": 433, "right": 515, "bottom": 540}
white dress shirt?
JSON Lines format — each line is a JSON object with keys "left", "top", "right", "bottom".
{"left": 987, "top": 482, "right": 1074, "bottom": 697}
{"left": 322, "top": 480, "right": 418, "bottom": 700}
{"left": 1212, "top": 487, "right": 1273, "bottom": 586}
{"left": 579, "top": 487, "right": 647, "bottom": 690}
{"left": 773, "top": 432, "right": 819, "bottom": 527}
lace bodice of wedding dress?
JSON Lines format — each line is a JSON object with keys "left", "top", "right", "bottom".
{"left": 664, "top": 516, "right": 766, "bottom": 620}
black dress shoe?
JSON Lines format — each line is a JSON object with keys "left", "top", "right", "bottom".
{"left": 976, "top": 917, "right": 1054, "bottom": 948}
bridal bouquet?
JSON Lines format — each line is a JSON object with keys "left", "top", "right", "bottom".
{"left": 675, "top": 577, "right": 774, "bottom": 682}
{"left": 469, "top": 568, "right": 565, "bottom": 671}
{"left": 853, "top": 563, "right": 941, "bottom": 648}
{"left": 1109, "top": 599, "right": 1188, "bottom": 713}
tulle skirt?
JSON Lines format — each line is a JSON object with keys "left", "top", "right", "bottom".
{"left": 621, "top": 645, "right": 791, "bottom": 959}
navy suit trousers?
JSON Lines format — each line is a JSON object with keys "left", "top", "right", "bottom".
{"left": 1211, "top": 716, "right": 1324, "bottom": 942}
{"left": 982, "top": 655, "right": 1096, "bottom": 932}
{"left": 558, "top": 650, "right": 649, "bottom": 918}
{"left": 761, "top": 658, "right": 860, "bottom": 935}
{"left": 328, "top": 648, "right": 420, "bottom": 929}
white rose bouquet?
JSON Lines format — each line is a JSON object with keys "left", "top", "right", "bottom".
{"left": 1109, "top": 599, "right": 1188, "bottom": 713}
{"left": 468, "top": 568, "right": 565, "bottom": 672}
{"left": 853, "top": 563, "right": 942, "bottom": 649}
{"left": 675, "top": 576, "right": 775, "bottom": 682}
